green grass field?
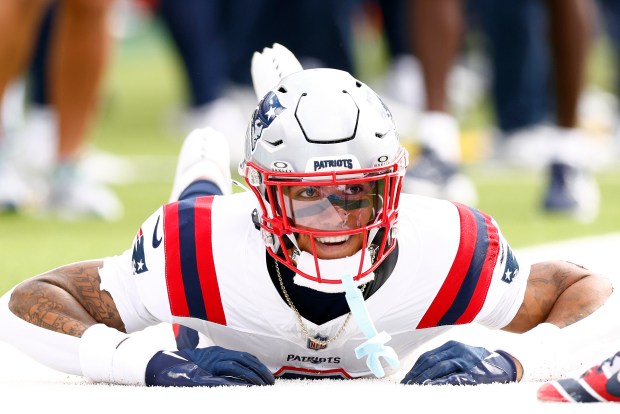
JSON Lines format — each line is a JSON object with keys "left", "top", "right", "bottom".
{"left": 1, "top": 23, "right": 619, "bottom": 295}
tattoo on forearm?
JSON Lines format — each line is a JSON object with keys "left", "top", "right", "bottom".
{"left": 10, "top": 261, "right": 125, "bottom": 336}
{"left": 27, "top": 302, "right": 88, "bottom": 335}
{"left": 66, "top": 265, "right": 121, "bottom": 325}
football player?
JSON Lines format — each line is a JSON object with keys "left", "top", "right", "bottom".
{"left": 0, "top": 44, "right": 617, "bottom": 387}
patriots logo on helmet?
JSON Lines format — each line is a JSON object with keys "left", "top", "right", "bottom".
{"left": 377, "top": 96, "right": 396, "bottom": 128}
{"left": 250, "top": 91, "right": 286, "bottom": 153}
{"left": 132, "top": 227, "right": 149, "bottom": 275}
{"left": 365, "top": 88, "right": 396, "bottom": 131}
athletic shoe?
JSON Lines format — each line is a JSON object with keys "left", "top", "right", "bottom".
{"left": 1, "top": 79, "right": 27, "bottom": 136}
{"left": 382, "top": 54, "right": 425, "bottom": 111}
{"left": 251, "top": 43, "right": 303, "bottom": 101}
{"left": 402, "top": 112, "right": 478, "bottom": 205}
{"left": 45, "top": 162, "right": 123, "bottom": 221}
{"left": 537, "top": 351, "right": 620, "bottom": 403}
{"left": 402, "top": 147, "right": 478, "bottom": 206}
{"left": 493, "top": 124, "right": 556, "bottom": 170}
{"left": 542, "top": 161, "right": 600, "bottom": 223}
{"left": 169, "top": 127, "right": 232, "bottom": 202}
{"left": 80, "top": 146, "right": 137, "bottom": 185}
{"left": 10, "top": 106, "right": 57, "bottom": 176}
{"left": 0, "top": 161, "right": 36, "bottom": 213}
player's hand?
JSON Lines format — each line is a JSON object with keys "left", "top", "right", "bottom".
{"left": 145, "top": 346, "right": 275, "bottom": 387}
{"left": 400, "top": 340, "right": 517, "bottom": 386}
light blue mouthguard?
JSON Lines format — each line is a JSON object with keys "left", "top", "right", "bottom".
{"left": 341, "top": 274, "right": 400, "bottom": 377}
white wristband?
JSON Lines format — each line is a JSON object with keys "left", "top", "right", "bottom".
{"left": 79, "top": 324, "right": 164, "bottom": 385}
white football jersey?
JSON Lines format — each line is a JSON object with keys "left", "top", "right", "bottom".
{"left": 99, "top": 192, "right": 528, "bottom": 379}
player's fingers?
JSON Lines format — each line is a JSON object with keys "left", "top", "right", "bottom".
{"left": 226, "top": 352, "right": 275, "bottom": 384}
{"left": 406, "top": 341, "right": 489, "bottom": 382}
{"left": 402, "top": 358, "right": 462, "bottom": 384}
{"left": 424, "top": 373, "right": 476, "bottom": 386}
{"left": 213, "top": 360, "right": 273, "bottom": 386}
{"left": 193, "top": 372, "right": 254, "bottom": 387}
{"left": 403, "top": 349, "right": 454, "bottom": 380}
{"left": 416, "top": 359, "right": 468, "bottom": 383}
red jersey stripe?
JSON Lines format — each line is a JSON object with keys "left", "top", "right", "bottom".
{"left": 164, "top": 203, "right": 190, "bottom": 317}
{"left": 455, "top": 211, "right": 499, "bottom": 324}
{"left": 194, "top": 196, "right": 227, "bottom": 325}
{"left": 417, "top": 204, "right": 478, "bottom": 329}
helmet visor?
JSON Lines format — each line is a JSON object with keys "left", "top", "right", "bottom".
{"left": 279, "top": 179, "right": 384, "bottom": 231}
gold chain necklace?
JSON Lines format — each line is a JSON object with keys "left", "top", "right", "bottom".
{"left": 274, "top": 260, "right": 366, "bottom": 347}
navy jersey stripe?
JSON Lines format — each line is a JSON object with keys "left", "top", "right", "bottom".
{"left": 417, "top": 203, "right": 499, "bottom": 329}
{"left": 437, "top": 206, "right": 490, "bottom": 325}
{"left": 177, "top": 198, "right": 208, "bottom": 320}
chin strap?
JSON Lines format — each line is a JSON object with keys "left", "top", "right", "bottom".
{"left": 341, "top": 274, "right": 400, "bottom": 378}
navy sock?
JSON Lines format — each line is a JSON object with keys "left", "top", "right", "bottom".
{"left": 178, "top": 179, "right": 222, "bottom": 201}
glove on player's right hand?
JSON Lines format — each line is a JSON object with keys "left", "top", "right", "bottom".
{"left": 146, "top": 346, "right": 275, "bottom": 387}
{"left": 401, "top": 340, "right": 517, "bottom": 386}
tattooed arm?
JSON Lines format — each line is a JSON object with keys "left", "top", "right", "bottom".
{"left": 503, "top": 260, "right": 612, "bottom": 333}
{"left": 494, "top": 260, "right": 613, "bottom": 381}
{"left": 7, "top": 260, "right": 126, "bottom": 337}
{"left": 3, "top": 259, "right": 274, "bottom": 386}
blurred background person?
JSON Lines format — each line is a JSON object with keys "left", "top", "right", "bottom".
{"left": 0, "top": 0, "right": 122, "bottom": 221}
{"left": 154, "top": 0, "right": 358, "bottom": 169}
{"left": 478, "top": 0, "right": 602, "bottom": 222}
{"left": 399, "top": 0, "right": 603, "bottom": 222}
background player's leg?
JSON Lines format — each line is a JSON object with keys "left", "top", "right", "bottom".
{"left": 0, "top": 0, "right": 51, "bottom": 211}
{"left": 542, "top": 0, "right": 599, "bottom": 221}
{"left": 402, "top": 0, "right": 477, "bottom": 206}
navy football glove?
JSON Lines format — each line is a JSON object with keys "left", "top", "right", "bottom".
{"left": 401, "top": 340, "right": 517, "bottom": 386}
{"left": 145, "top": 346, "right": 275, "bottom": 387}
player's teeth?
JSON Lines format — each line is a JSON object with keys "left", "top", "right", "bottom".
{"left": 316, "top": 235, "right": 350, "bottom": 244}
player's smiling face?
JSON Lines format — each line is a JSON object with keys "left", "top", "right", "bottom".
{"left": 281, "top": 183, "right": 377, "bottom": 259}
{"left": 295, "top": 232, "right": 365, "bottom": 259}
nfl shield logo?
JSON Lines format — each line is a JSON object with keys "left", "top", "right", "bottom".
{"left": 307, "top": 334, "right": 329, "bottom": 351}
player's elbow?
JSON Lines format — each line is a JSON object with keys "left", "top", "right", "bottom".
{"left": 8, "top": 278, "right": 55, "bottom": 322}
{"left": 546, "top": 262, "right": 613, "bottom": 328}
{"left": 581, "top": 271, "right": 614, "bottom": 311}
{"left": 508, "top": 261, "right": 613, "bottom": 332}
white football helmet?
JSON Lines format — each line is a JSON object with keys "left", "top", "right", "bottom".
{"left": 240, "top": 68, "right": 408, "bottom": 292}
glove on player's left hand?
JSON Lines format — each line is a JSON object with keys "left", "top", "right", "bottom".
{"left": 146, "top": 346, "right": 275, "bottom": 387}
{"left": 401, "top": 340, "right": 517, "bottom": 386}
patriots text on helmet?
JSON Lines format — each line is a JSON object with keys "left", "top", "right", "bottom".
{"left": 313, "top": 158, "right": 354, "bottom": 171}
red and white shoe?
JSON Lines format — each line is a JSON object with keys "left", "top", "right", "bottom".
{"left": 537, "top": 351, "right": 620, "bottom": 403}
